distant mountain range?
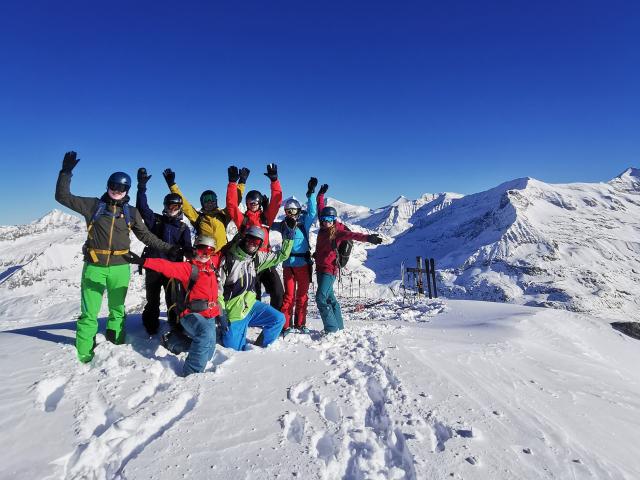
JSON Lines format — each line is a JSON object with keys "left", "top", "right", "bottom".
{"left": 2, "top": 167, "right": 639, "bottom": 322}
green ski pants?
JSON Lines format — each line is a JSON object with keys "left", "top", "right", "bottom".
{"left": 77, "top": 262, "right": 131, "bottom": 362}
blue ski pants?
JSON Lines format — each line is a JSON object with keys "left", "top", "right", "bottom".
{"left": 222, "top": 301, "right": 285, "bottom": 351}
{"left": 316, "top": 273, "right": 344, "bottom": 333}
{"left": 164, "top": 313, "right": 216, "bottom": 376}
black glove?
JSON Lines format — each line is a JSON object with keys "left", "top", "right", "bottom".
{"left": 261, "top": 194, "right": 269, "bottom": 211}
{"left": 239, "top": 167, "right": 250, "bottom": 184}
{"left": 306, "top": 177, "right": 318, "bottom": 196}
{"left": 367, "top": 234, "right": 383, "bottom": 245}
{"left": 163, "top": 168, "right": 176, "bottom": 187}
{"left": 168, "top": 245, "right": 183, "bottom": 258}
{"left": 285, "top": 216, "right": 297, "bottom": 229}
{"left": 137, "top": 168, "right": 152, "bottom": 188}
{"left": 264, "top": 163, "right": 278, "bottom": 181}
{"left": 217, "top": 315, "right": 230, "bottom": 334}
{"left": 183, "top": 247, "right": 195, "bottom": 260}
{"left": 319, "top": 184, "right": 329, "bottom": 195}
{"left": 228, "top": 165, "right": 240, "bottom": 183}
{"left": 123, "top": 251, "right": 144, "bottom": 265}
{"left": 61, "top": 151, "right": 80, "bottom": 173}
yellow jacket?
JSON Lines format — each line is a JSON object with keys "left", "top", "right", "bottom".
{"left": 170, "top": 183, "right": 245, "bottom": 252}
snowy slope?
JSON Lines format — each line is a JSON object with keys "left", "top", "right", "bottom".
{"left": 1, "top": 193, "right": 640, "bottom": 479}
{"left": 1, "top": 296, "right": 639, "bottom": 479}
{"left": 368, "top": 170, "right": 640, "bottom": 321}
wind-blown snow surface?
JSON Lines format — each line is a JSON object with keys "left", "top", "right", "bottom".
{"left": 2, "top": 210, "right": 640, "bottom": 478}
{"left": 2, "top": 296, "right": 640, "bottom": 479}
{"left": 367, "top": 169, "right": 640, "bottom": 321}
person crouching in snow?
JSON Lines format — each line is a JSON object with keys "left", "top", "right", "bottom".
{"left": 124, "top": 236, "right": 221, "bottom": 376}
{"left": 218, "top": 224, "right": 296, "bottom": 351}
{"left": 314, "top": 206, "right": 383, "bottom": 334}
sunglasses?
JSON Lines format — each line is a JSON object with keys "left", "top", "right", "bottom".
{"left": 247, "top": 201, "right": 260, "bottom": 206}
{"left": 195, "top": 245, "right": 214, "bottom": 255}
{"left": 108, "top": 182, "right": 129, "bottom": 193}
{"left": 320, "top": 215, "right": 336, "bottom": 223}
{"left": 166, "top": 203, "right": 181, "bottom": 211}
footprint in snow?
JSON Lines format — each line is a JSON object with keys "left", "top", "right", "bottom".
{"left": 281, "top": 412, "right": 306, "bottom": 444}
{"left": 288, "top": 382, "right": 315, "bottom": 405}
{"left": 321, "top": 399, "right": 342, "bottom": 424}
{"left": 313, "top": 430, "right": 340, "bottom": 464}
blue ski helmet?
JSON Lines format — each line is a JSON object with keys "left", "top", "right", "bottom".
{"left": 107, "top": 172, "right": 131, "bottom": 193}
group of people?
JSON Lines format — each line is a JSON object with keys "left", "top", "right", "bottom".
{"left": 55, "top": 151, "right": 382, "bottom": 375}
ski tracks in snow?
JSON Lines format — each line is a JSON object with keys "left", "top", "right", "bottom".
{"left": 41, "top": 337, "right": 200, "bottom": 480}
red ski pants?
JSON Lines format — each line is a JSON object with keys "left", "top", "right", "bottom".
{"left": 281, "top": 265, "right": 311, "bottom": 329}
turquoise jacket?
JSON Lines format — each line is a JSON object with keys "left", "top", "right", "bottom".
{"left": 273, "top": 192, "right": 318, "bottom": 268}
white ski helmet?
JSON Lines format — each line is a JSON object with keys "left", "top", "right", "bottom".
{"left": 284, "top": 196, "right": 302, "bottom": 211}
{"left": 194, "top": 235, "right": 216, "bottom": 249}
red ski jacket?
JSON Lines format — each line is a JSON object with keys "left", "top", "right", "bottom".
{"left": 144, "top": 257, "right": 222, "bottom": 318}
{"left": 226, "top": 180, "right": 282, "bottom": 252}
{"left": 314, "top": 222, "right": 369, "bottom": 276}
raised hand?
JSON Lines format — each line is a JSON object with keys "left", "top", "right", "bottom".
{"left": 319, "top": 184, "right": 329, "bottom": 195}
{"left": 62, "top": 151, "right": 80, "bottom": 173}
{"left": 307, "top": 177, "right": 318, "bottom": 196}
{"left": 228, "top": 166, "right": 240, "bottom": 183}
{"left": 163, "top": 168, "right": 176, "bottom": 187}
{"left": 137, "top": 168, "right": 152, "bottom": 187}
{"left": 239, "top": 167, "right": 250, "bottom": 184}
{"left": 264, "top": 163, "right": 278, "bottom": 181}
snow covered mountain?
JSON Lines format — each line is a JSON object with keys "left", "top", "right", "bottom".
{"left": 368, "top": 169, "right": 640, "bottom": 321}
{"left": 353, "top": 193, "right": 462, "bottom": 237}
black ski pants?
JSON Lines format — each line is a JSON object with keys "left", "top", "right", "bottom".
{"left": 142, "top": 269, "right": 176, "bottom": 334}
{"left": 255, "top": 266, "right": 284, "bottom": 310}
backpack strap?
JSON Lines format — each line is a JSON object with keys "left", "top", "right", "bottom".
{"left": 186, "top": 263, "right": 199, "bottom": 295}
{"left": 122, "top": 203, "right": 133, "bottom": 230}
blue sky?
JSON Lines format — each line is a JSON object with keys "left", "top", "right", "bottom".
{"left": 1, "top": 0, "right": 638, "bottom": 224}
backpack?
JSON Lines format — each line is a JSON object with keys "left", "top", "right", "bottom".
{"left": 166, "top": 264, "right": 199, "bottom": 317}
{"left": 332, "top": 224, "right": 353, "bottom": 269}
{"left": 85, "top": 200, "right": 134, "bottom": 263}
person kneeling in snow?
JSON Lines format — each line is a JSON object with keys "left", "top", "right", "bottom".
{"left": 124, "top": 236, "right": 221, "bottom": 376}
{"left": 218, "top": 224, "right": 295, "bottom": 351}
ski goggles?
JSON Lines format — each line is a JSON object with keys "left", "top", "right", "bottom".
{"left": 201, "top": 193, "right": 217, "bottom": 203}
{"left": 319, "top": 215, "right": 336, "bottom": 223}
{"left": 108, "top": 182, "right": 129, "bottom": 193}
{"left": 195, "top": 245, "right": 215, "bottom": 255}
{"left": 244, "top": 236, "right": 262, "bottom": 247}
{"left": 247, "top": 200, "right": 260, "bottom": 207}
{"left": 285, "top": 208, "right": 300, "bottom": 215}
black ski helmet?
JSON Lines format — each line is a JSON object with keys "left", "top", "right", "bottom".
{"left": 200, "top": 190, "right": 217, "bottom": 208}
{"left": 245, "top": 190, "right": 263, "bottom": 205}
{"left": 163, "top": 193, "right": 183, "bottom": 207}
{"left": 320, "top": 206, "right": 337, "bottom": 218}
{"left": 107, "top": 172, "right": 131, "bottom": 192}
